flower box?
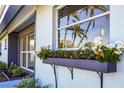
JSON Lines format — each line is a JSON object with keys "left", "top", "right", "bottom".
{"left": 43, "top": 58, "right": 116, "bottom": 73}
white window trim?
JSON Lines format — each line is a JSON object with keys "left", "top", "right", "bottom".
{"left": 20, "top": 66, "right": 34, "bottom": 73}
{"left": 54, "top": 5, "right": 110, "bottom": 50}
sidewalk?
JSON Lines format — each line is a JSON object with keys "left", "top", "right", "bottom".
{"left": 0, "top": 79, "right": 21, "bottom": 88}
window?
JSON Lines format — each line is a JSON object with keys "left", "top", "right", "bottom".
{"left": 56, "top": 5, "right": 110, "bottom": 49}
{"left": 20, "top": 33, "right": 35, "bottom": 71}
{"left": 4, "top": 39, "right": 7, "bottom": 50}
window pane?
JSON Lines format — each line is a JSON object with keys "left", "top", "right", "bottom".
{"left": 22, "top": 53, "right": 26, "bottom": 67}
{"left": 0, "top": 43, "right": 1, "bottom": 52}
{"left": 58, "top": 15, "right": 109, "bottom": 48}
{"left": 28, "top": 53, "right": 35, "bottom": 70}
{"left": 28, "top": 34, "right": 35, "bottom": 51}
{"left": 23, "top": 37, "right": 26, "bottom": 51}
{"left": 58, "top": 5, "right": 109, "bottom": 28}
{"left": 4, "top": 39, "right": 7, "bottom": 49}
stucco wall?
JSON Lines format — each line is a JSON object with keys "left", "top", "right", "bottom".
{"left": 35, "top": 5, "right": 55, "bottom": 87}
{"left": 0, "top": 34, "right": 8, "bottom": 64}
{"left": 35, "top": 5, "right": 124, "bottom": 88}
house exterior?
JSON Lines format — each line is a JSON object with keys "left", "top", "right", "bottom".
{"left": 0, "top": 5, "right": 124, "bottom": 88}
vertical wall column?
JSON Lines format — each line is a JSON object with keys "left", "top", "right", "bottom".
{"left": 8, "top": 32, "right": 19, "bottom": 66}
{"left": 35, "top": 5, "right": 56, "bottom": 87}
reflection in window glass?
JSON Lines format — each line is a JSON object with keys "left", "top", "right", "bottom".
{"left": 4, "top": 39, "right": 7, "bottom": 50}
{"left": 58, "top": 5, "right": 109, "bottom": 28}
{"left": 28, "top": 34, "right": 35, "bottom": 51}
{"left": 23, "top": 37, "right": 26, "bottom": 51}
{"left": 58, "top": 5, "right": 110, "bottom": 48}
{"left": 28, "top": 53, "right": 35, "bottom": 70}
{"left": 0, "top": 43, "right": 1, "bottom": 52}
{"left": 22, "top": 53, "right": 26, "bottom": 67}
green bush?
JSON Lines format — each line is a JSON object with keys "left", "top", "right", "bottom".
{"left": 0, "top": 61, "right": 6, "bottom": 70}
{"left": 8, "top": 64, "right": 23, "bottom": 77}
{"left": 16, "top": 78, "right": 40, "bottom": 88}
{"left": 16, "top": 78, "right": 50, "bottom": 88}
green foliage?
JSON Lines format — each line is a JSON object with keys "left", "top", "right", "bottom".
{"left": 82, "top": 48, "right": 96, "bottom": 59}
{"left": 37, "top": 48, "right": 96, "bottom": 60}
{"left": 0, "top": 61, "right": 6, "bottom": 70}
{"left": 37, "top": 46, "right": 51, "bottom": 59}
{"left": 37, "top": 45, "right": 122, "bottom": 63}
{"left": 16, "top": 78, "right": 50, "bottom": 88}
{"left": 84, "top": 42, "right": 95, "bottom": 48}
{"left": 95, "top": 46, "right": 121, "bottom": 63}
{"left": 8, "top": 64, "right": 23, "bottom": 77}
{"left": 16, "top": 78, "right": 40, "bottom": 88}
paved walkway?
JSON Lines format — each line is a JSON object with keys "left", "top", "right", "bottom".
{"left": 0, "top": 79, "right": 21, "bottom": 88}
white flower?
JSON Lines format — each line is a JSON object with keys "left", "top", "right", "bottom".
{"left": 106, "top": 44, "right": 115, "bottom": 48}
{"left": 93, "top": 36, "right": 103, "bottom": 46}
{"left": 106, "top": 44, "right": 109, "bottom": 48}
{"left": 115, "top": 41, "right": 124, "bottom": 49}
{"left": 92, "top": 46, "right": 97, "bottom": 51}
{"left": 114, "top": 50, "right": 122, "bottom": 55}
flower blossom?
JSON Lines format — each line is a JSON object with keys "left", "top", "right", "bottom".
{"left": 115, "top": 41, "right": 124, "bottom": 49}
{"left": 93, "top": 36, "right": 103, "bottom": 46}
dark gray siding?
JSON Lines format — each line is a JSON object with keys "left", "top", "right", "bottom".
{"left": 8, "top": 32, "right": 19, "bottom": 66}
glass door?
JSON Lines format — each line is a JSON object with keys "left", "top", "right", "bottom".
{"left": 20, "top": 33, "right": 35, "bottom": 72}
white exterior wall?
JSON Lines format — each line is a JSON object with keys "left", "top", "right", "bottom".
{"left": 35, "top": 5, "right": 55, "bottom": 87}
{"left": 35, "top": 5, "right": 124, "bottom": 88}
{"left": 103, "top": 5, "right": 124, "bottom": 88}
{"left": 0, "top": 35, "right": 8, "bottom": 64}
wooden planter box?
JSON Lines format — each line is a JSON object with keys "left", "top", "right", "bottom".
{"left": 43, "top": 58, "right": 116, "bottom": 73}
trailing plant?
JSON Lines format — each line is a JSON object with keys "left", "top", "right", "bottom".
{"left": 15, "top": 78, "right": 50, "bottom": 88}
{"left": 0, "top": 61, "right": 6, "bottom": 70}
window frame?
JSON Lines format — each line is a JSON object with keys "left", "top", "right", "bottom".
{"left": 54, "top": 5, "right": 110, "bottom": 50}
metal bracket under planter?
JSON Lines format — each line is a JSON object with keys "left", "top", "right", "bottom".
{"left": 43, "top": 58, "right": 116, "bottom": 88}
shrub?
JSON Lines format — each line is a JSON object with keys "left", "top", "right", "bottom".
{"left": 8, "top": 64, "right": 23, "bottom": 77}
{"left": 0, "top": 61, "right": 6, "bottom": 70}
{"left": 10, "top": 68, "right": 23, "bottom": 77}
{"left": 16, "top": 78, "right": 50, "bottom": 88}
